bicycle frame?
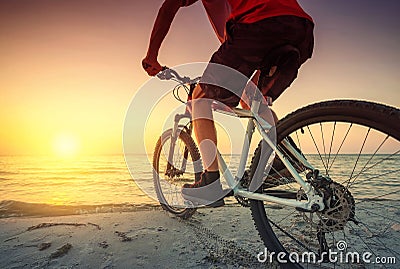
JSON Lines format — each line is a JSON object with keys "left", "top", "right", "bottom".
{"left": 168, "top": 97, "right": 325, "bottom": 212}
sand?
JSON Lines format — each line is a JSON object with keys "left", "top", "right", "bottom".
{"left": 0, "top": 205, "right": 276, "bottom": 269}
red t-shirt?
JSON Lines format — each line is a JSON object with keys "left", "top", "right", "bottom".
{"left": 227, "top": 0, "right": 312, "bottom": 23}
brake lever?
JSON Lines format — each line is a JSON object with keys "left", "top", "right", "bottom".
{"left": 157, "top": 67, "right": 195, "bottom": 84}
{"left": 156, "top": 66, "right": 173, "bottom": 80}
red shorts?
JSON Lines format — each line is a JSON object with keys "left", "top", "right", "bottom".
{"left": 196, "top": 15, "right": 314, "bottom": 107}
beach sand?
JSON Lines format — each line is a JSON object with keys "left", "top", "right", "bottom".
{"left": 0, "top": 205, "right": 276, "bottom": 269}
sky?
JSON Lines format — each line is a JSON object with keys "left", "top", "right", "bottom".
{"left": 1, "top": 0, "right": 399, "bottom": 156}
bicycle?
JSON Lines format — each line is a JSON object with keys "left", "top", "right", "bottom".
{"left": 152, "top": 48, "right": 400, "bottom": 268}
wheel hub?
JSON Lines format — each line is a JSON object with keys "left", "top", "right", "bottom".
{"left": 297, "top": 181, "right": 355, "bottom": 232}
{"left": 165, "top": 167, "right": 184, "bottom": 178}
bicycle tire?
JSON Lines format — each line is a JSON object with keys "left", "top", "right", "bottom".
{"left": 250, "top": 100, "right": 400, "bottom": 268}
{"left": 153, "top": 128, "right": 201, "bottom": 219}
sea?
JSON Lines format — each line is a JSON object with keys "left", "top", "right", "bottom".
{"left": 0, "top": 154, "right": 399, "bottom": 218}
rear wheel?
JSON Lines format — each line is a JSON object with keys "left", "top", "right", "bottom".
{"left": 153, "top": 128, "right": 201, "bottom": 219}
{"left": 250, "top": 100, "right": 400, "bottom": 268}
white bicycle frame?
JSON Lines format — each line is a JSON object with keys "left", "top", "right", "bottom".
{"left": 170, "top": 97, "right": 325, "bottom": 212}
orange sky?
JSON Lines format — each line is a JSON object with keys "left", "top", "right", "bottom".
{"left": 1, "top": 0, "right": 399, "bottom": 155}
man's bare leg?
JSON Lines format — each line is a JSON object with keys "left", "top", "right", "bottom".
{"left": 180, "top": 84, "right": 225, "bottom": 207}
{"left": 190, "top": 82, "right": 278, "bottom": 174}
{"left": 191, "top": 84, "right": 219, "bottom": 172}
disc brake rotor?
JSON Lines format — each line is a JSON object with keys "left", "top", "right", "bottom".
{"left": 297, "top": 182, "right": 355, "bottom": 232}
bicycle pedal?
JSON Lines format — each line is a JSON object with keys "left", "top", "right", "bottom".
{"left": 183, "top": 198, "right": 225, "bottom": 208}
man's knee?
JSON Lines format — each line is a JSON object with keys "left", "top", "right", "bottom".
{"left": 192, "top": 84, "right": 207, "bottom": 100}
{"left": 191, "top": 84, "right": 214, "bottom": 120}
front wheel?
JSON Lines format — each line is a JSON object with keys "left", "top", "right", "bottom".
{"left": 250, "top": 100, "right": 400, "bottom": 268}
{"left": 153, "top": 128, "right": 202, "bottom": 219}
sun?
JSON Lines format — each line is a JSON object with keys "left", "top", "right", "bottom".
{"left": 53, "top": 134, "right": 80, "bottom": 157}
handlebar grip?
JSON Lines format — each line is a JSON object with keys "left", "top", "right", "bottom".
{"left": 156, "top": 67, "right": 172, "bottom": 80}
{"left": 156, "top": 67, "right": 195, "bottom": 84}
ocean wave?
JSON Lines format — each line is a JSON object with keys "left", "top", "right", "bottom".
{"left": 0, "top": 200, "right": 160, "bottom": 219}
{"left": 0, "top": 171, "right": 19, "bottom": 175}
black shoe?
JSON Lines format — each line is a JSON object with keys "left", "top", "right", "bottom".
{"left": 182, "top": 171, "right": 226, "bottom": 207}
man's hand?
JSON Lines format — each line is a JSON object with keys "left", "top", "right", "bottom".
{"left": 142, "top": 56, "right": 162, "bottom": 76}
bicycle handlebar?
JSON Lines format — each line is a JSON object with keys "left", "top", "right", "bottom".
{"left": 157, "top": 67, "right": 200, "bottom": 84}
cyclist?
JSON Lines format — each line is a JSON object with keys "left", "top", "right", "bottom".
{"left": 143, "top": 0, "right": 314, "bottom": 207}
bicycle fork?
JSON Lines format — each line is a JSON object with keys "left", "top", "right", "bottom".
{"left": 166, "top": 112, "right": 191, "bottom": 175}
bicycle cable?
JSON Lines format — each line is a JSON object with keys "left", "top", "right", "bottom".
{"left": 172, "top": 82, "right": 190, "bottom": 104}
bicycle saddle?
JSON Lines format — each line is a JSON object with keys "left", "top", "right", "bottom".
{"left": 261, "top": 44, "right": 300, "bottom": 73}
{"left": 258, "top": 44, "right": 301, "bottom": 101}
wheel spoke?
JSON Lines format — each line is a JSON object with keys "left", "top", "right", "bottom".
{"left": 269, "top": 218, "right": 315, "bottom": 253}
{"left": 347, "top": 150, "right": 400, "bottom": 188}
{"left": 274, "top": 208, "right": 298, "bottom": 226}
{"left": 350, "top": 168, "right": 400, "bottom": 188}
{"left": 295, "top": 130, "right": 302, "bottom": 152}
{"left": 346, "top": 135, "right": 390, "bottom": 185}
{"left": 345, "top": 128, "right": 370, "bottom": 189}
{"left": 307, "top": 125, "right": 329, "bottom": 172}
{"left": 327, "top": 122, "right": 337, "bottom": 172}
{"left": 357, "top": 189, "right": 399, "bottom": 203}
{"left": 356, "top": 206, "right": 400, "bottom": 231}
{"left": 352, "top": 218, "right": 400, "bottom": 258}
{"left": 347, "top": 223, "right": 391, "bottom": 269}
{"left": 320, "top": 123, "right": 328, "bottom": 175}
{"left": 327, "top": 123, "right": 353, "bottom": 172}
